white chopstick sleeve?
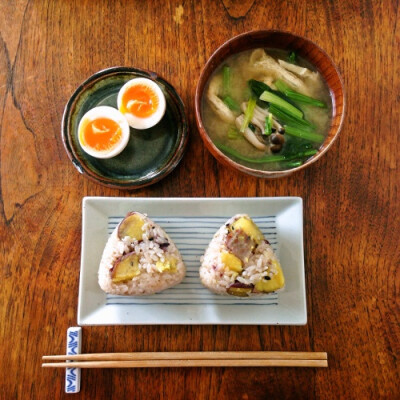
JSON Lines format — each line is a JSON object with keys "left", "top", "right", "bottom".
{"left": 65, "top": 327, "right": 82, "bottom": 393}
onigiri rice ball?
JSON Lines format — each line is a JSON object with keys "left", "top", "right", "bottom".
{"left": 200, "top": 214, "right": 285, "bottom": 297}
{"left": 98, "top": 212, "right": 185, "bottom": 296}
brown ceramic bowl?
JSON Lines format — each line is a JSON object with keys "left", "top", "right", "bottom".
{"left": 195, "top": 30, "right": 345, "bottom": 178}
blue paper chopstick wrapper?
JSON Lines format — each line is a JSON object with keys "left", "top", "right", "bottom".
{"left": 65, "top": 327, "right": 82, "bottom": 393}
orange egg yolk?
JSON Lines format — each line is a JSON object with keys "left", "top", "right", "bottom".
{"left": 80, "top": 117, "right": 122, "bottom": 151}
{"left": 121, "top": 84, "right": 159, "bottom": 118}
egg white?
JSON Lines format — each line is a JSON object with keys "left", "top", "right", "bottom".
{"left": 117, "top": 78, "right": 166, "bottom": 130}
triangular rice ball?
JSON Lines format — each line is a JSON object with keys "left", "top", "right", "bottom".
{"left": 98, "top": 212, "right": 185, "bottom": 295}
{"left": 200, "top": 214, "right": 285, "bottom": 297}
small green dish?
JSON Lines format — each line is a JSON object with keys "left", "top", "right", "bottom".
{"left": 62, "top": 67, "right": 188, "bottom": 189}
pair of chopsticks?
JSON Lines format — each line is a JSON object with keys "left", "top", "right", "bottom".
{"left": 42, "top": 351, "right": 328, "bottom": 368}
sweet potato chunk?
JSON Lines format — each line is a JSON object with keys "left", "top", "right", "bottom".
{"left": 118, "top": 213, "right": 145, "bottom": 240}
{"left": 111, "top": 252, "right": 140, "bottom": 283}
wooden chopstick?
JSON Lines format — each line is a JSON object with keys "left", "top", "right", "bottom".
{"left": 42, "top": 352, "right": 328, "bottom": 368}
{"left": 43, "top": 351, "right": 327, "bottom": 361}
{"left": 42, "top": 359, "right": 327, "bottom": 368}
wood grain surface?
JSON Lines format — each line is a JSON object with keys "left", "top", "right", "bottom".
{"left": 1, "top": 0, "right": 399, "bottom": 399}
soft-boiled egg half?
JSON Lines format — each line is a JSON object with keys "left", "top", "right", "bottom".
{"left": 78, "top": 106, "right": 130, "bottom": 159}
{"left": 117, "top": 78, "right": 166, "bottom": 130}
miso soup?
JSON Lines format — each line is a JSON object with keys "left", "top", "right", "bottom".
{"left": 201, "top": 48, "right": 333, "bottom": 171}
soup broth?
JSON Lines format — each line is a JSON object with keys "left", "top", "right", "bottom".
{"left": 201, "top": 48, "right": 333, "bottom": 171}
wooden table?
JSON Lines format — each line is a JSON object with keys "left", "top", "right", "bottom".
{"left": 1, "top": 1, "right": 399, "bottom": 398}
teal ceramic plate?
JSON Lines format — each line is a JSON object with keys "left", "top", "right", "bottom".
{"left": 62, "top": 67, "right": 188, "bottom": 189}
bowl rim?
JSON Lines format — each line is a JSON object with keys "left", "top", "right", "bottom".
{"left": 194, "top": 29, "right": 346, "bottom": 177}
{"left": 62, "top": 66, "right": 189, "bottom": 189}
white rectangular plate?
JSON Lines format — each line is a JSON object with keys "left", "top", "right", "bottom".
{"left": 78, "top": 197, "right": 306, "bottom": 325}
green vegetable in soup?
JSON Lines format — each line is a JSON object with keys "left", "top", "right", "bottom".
{"left": 240, "top": 97, "right": 257, "bottom": 133}
{"left": 248, "top": 79, "right": 275, "bottom": 98}
{"left": 274, "top": 80, "right": 327, "bottom": 108}
{"left": 248, "top": 79, "right": 297, "bottom": 106}
{"left": 249, "top": 79, "right": 299, "bottom": 113}
{"left": 264, "top": 114, "right": 273, "bottom": 136}
{"left": 248, "top": 122, "right": 256, "bottom": 132}
{"left": 288, "top": 51, "right": 297, "bottom": 64}
{"left": 284, "top": 125, "right": 325, "bottom": 143}
{"left": 282, "top": 160, "right": 303, "bottom": 168}
{"left": 216, "top": 142, "right": 317, "bottom": 164}
{"left": 217, "top": 143, "right": 287, "bottom": 163}
{"left": 227, "top": 127, "right": 242, "bottom": 140}
{"left": 282, "top": 138, "right": 314, "bottom": 153}
{"left": 223, "top": 95, "right": 240, "bottom": 111}
{"left": 260, "top": 91, "right": 303, "bottom": 119}
{"left": 268, "top": 104, "right": 313, "bottom": 129}
{"left": 221, "top": 66, "right": 241, "bottom": 111}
